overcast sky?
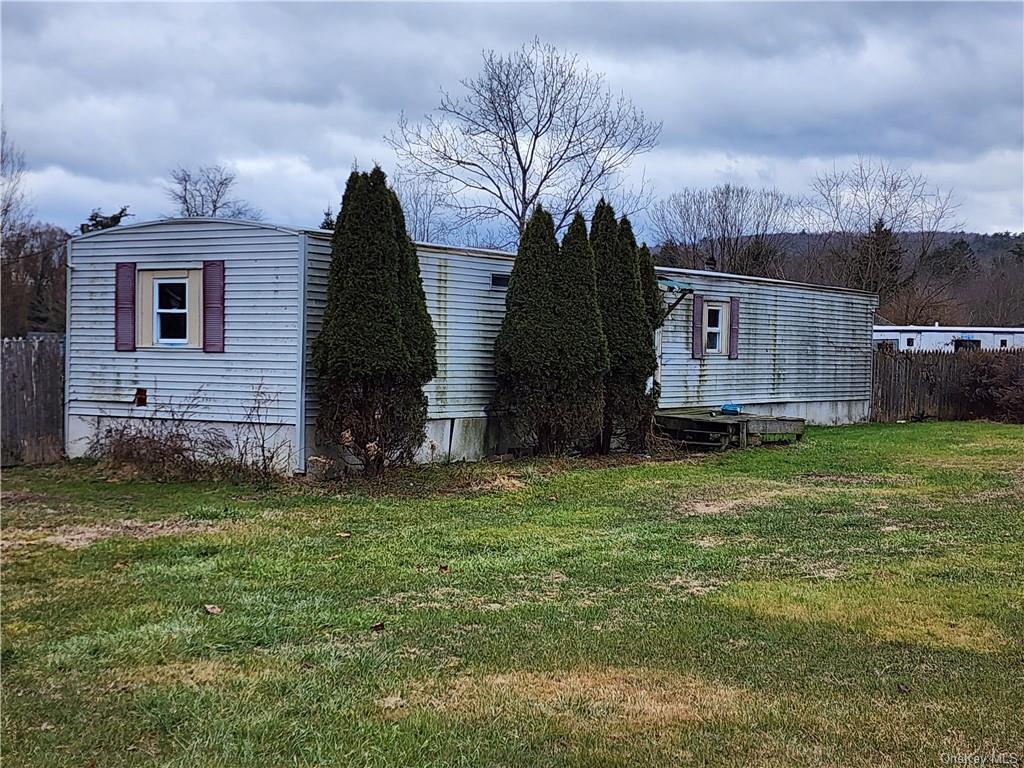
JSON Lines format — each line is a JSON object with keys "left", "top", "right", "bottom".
{"left": 3, "top": 1, "right": 1022, "bottom": 238}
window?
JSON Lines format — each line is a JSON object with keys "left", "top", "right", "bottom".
{"left": 704, "top": 302, "right": 726, "bottom": 354}
{"left": 1000, "top": 339, "right": 1008, "bottom": 348}
{"left": 154, "top": 279, "right": 188, "bottom": 344}
{"left": 490, "top": 273, "right": 510, "bottom": 289}
{"left": 136, "top": 269, "right": 203, "bottom": 348}
{"left": 905, "top": 337, "right": 914, "bottom": 348}
{"left": 953, "top": 339, "right": 981, "bottom": 352}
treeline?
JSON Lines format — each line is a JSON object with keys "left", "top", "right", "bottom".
{"left": 649, "top": 160, "right": 1024, "bottom": 326}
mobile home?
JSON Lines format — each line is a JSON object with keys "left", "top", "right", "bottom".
{"left": 65, "top": 218, "right": 878, "bottom": 471}
{"left": 873, "top": 325, "right": 1024, "bottom": 352}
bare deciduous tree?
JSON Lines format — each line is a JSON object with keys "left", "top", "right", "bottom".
{"left": 164, "top": 165, "right": 263, "bottom": 221}
{"left": 391, "top": 172, "right": 455, "bottom": 244}
{"left": 388, "top": 39, "right": 661, "bottom": 247}
{"left": 649, "top": 184, "right": 796, "bottom": 276}
{"left": 2, "top": 123, "right": 32, "bottom": 248}
{"left": 798, "top": 157, "right": 962, "bottom": 296}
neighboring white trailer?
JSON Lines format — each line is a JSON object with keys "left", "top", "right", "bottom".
{"left": 873, "top": 325, "right": 1024, "bottom": 352}
{"left": 65, "top": 218, "right": 878, "bottom": 471}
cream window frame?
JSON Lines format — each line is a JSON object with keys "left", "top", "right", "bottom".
{"left": 703, "top": 301, "right": 728, "bottom": 355}
{"left": 136, "top": 269, "right": 203, "bottom": 348}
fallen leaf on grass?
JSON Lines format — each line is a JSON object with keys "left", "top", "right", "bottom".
{"left": 336, "top": 531, "right": 352, "bottom": 539}
{"left": 438, "top": 564, "right": 450, "bottom": 574}
{"left": 371, "top": 621, "right": 385, "bottom": 633}
{"left": 113, "top": 561, "right": 129, "bottom": 570}
{"left": 327, "top": 554, "right": 344, "bottom": 561}
{"left": 203, "top": 604, "right": 223, "bottom": 615}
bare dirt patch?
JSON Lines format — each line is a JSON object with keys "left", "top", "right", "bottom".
{"left": 406, "top": 667, "right": 750, "bottom": 731}
{"left": 2, "top": 519, "right": 217, "bottom": 551}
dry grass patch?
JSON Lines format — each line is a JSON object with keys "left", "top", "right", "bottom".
{"left": 407, "top": 667, "right": 751, "bottom": 732}
{"left": 719, "top": 582, "right": 1007, "bottom": 654}
{"left": 104, "top": 657, "right": 291, "bottom": 692}
{"left": 797, "top": 472, "right": 914, "bottom": 486}
{"left": 674, "top": 487, "right": 800, "bottom": 517}
{"left": 2, "top": 519, "right": 217, "bottom": 551}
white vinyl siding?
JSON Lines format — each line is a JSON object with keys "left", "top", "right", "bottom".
{"left": 66, "top": 220, "right": 301, "bottom": 424}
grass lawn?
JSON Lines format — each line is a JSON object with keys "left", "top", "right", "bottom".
{"left": 2, "top": 422, "right": 1022, "bottom": 766}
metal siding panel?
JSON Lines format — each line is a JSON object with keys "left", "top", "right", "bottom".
{"left": 302, "top": 242, "right": 876, "bottom": 422}
{"left": 303, "top": 238, "right": 515, "bottom": 423}
{"left": 658, "top": 274, "right": 877, "bottom": 408}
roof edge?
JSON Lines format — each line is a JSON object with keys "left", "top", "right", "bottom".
{"left": 656, "top": 265, "right": 879, "bottom": 298}
{"left": 71, "top": 217, "right": 302, "bottom": 242}
{"left": 873, "top": 325, "right": 1024, "bottom": 333}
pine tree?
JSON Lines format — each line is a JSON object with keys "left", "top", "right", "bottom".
{"left": 591, "top": 201, "right": 657, "bottom": 452}
{"left": 312, "top": 167, "right": 435, "bottom": 474}
{"left": 320, "top": 205, "right": 336, "bottom": 230}
{"left": 637, "top": 243, "right": 662, "bottom": 330}
{"left": 494, "top": 207, "right": 607, "bottom": 454}
{"left": 849, "top": 218, "right": 904, "bottom": 302}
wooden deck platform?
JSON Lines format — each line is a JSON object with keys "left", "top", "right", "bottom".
{"left": 655, "top": 407, "right": 805, "bottom": 450}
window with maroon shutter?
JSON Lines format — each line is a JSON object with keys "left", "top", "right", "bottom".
{"left": 202, "top": 260, "right": 225, "bottom": 352}
{"left": 114, "top": 262, "right": 136, "bottom": 351}
{"left": 728, "top": 297, "right": 740, "bottom": 359}
{"left": 691, "top": 294, "right": 704, "bottom": 359}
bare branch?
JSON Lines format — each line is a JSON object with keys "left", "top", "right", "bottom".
{"left": 164, "top": 164, "right": 263, "bottom": 221}
{"left": 649, "top": 184, "right": 796, "bottom": 276}
{"left": 387, "top": 39, "right": 661, "bottom": 246}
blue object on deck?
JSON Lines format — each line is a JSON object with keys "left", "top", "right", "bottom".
{"left": 721, "top": 403, "right": 743, "bottom": 415}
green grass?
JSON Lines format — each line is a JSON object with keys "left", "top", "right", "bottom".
{"left": 2, "top": 422, "right": 1022, "bottom": 766}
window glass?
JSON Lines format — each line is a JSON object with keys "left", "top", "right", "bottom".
{"left": 158, "top": 282, "right": 187, "bottom": 310}
{"left": 905, "top": 338, "right": 914, "bottom": 348}
{"left": 158, "top": 312, "right": 187, "bottom": 340}
{"left": 154, "top": 279, "right": 188, "bottom": 343}
{"left": 705, "top": 306, "right": 723, "bottom": 353}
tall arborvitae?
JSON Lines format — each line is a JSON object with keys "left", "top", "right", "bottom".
{"left": 637, "top": 243, "right": 662, "bottom": 330}
{"left": 494, "top": 206, "right": 607, "bottom": 454}
{"left": 312, "top": 166, "right": 435, "bottom": 474}
{"left": 591, "top": 200, "right": 657, "bottom": 452}
{"left": 383, "top": 170, "right": 437, "bottom": 384}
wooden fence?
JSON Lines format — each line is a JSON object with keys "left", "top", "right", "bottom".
{"left": 2, "top": 336, "right": 65, "bottom": 466}
{"left": 872, "top": 348, "right": 1024, "bottom": 423}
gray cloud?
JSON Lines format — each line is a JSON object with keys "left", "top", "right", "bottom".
{"left": 3, "top": 1, "right": 1021, "bottom": 235}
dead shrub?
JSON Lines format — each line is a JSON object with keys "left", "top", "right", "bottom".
{"left": 88, "top": 397, "right": 232, "bottom": 481}
{"left": 88, "top": 385, "right": 292, "bottom": 482}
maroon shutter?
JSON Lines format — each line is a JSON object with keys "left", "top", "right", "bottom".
{"left": 114, "top": 263, "right": 136, "bottom": 351}
{"left": 691, "top": 293, "right": 704, "bottom": 359}
{"left": 203, "top": 260, "right": 225, "bottom": 353}
{"left": 728, "top": 297, "right": 740, "bottom": 359}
